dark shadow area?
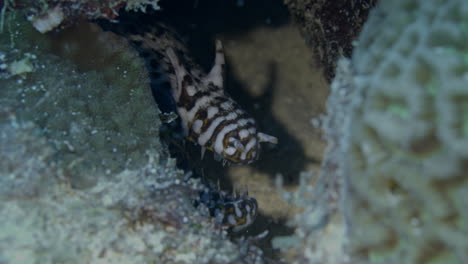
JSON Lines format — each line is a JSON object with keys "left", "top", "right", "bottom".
{"left": 232, "top": 213, "right": 295, "bottom": 263}
{"left": 157, "top": 0, "right": 290, "bottom": 68}
{"left": 225, "top": 62, "right": 321, "bottom": 184}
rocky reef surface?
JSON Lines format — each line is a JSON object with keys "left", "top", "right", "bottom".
{"left": 273, "top": 0, "right": 468, "bottom": 263}
{"left": 284, "top": 0, "right": 377, "bottom": 82}
{"left": 0, "top": 11, "right": 263, "bottom": 264}
{"left": 1, "top": 0, "right": 161, "bottom": 33}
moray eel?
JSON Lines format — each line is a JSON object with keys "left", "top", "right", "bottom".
{"left": 100, "top": 16, "right": 271, "bottom": 231}
{"left": 111, "top": 19, "right": 277, "bottom": 165}
{"left": 197, "top": 187, "right": 258, "bottom": 232}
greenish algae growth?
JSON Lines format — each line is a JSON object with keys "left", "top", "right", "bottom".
{"left": 387, "top": 104, "right": 409, "bottom": 120}
{"left": 0, "top": 11, "right": 160, "bottom": 189}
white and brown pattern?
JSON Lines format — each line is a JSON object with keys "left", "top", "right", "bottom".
{"left": 197, "top": 186, "right": 258, "bottom": 232}
{"left": 112, "top": 19, "right": 277, "bottom": 164}
{"left": 165, "top": 40, "right": 278, "bottom": 164}
{"left": 100, "top": 18, "right": 275, "bottom": 231}
{"left": 220, "top": 195, "right": 258, "bottom": 232}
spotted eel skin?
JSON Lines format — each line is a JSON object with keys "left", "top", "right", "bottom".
{"left": 100, "top": 18, "right": 274, "bottom": 231}
{"left": 121, "top": 23, "right": 278, "bottom": 166}
{"left": 196, "top": 186, "right": 258, "bottom": 232}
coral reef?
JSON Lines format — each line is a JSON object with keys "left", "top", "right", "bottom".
{"left": 0, "top": 11, "right": 264, "bottom": 263}
{"left": 0, "top": 115, "right": 249, "bottom": 263}
{"left": 11, "top": 0, "right": 468, "bottom": 262}
{"left": 344, "top": 0, "right": 468, "bottom": 262}
{"left": 0, "top": 0, "right": 161, "bottom": 33}
{"left": 1, "top": 15, "right": 160, "bottom": 189}
{"left": 284, "top": 0, "right": 376, "bottom": 82}
{"left": 274, "top": 0, "right": 468, "bottom": 263}
{"left": 0, "top": 112, "right": 55, "bottom": 200}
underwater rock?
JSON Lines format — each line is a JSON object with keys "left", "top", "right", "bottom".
{"left": 0, "top": 114, "right": 54, "bottom": 200}
{"left": 1, "top": 14, "right": 161, "bottom": 189}
{"left": 1, "top": 0, "right": 162, "bottom": 33}
{"left": 0, "top": 11, "right": 265, "bottom": 263}
{"left": 284, "top": 0, "right": 376, "bottom": 82}
{"left": 0, "top": 115, "right": 247, "bottom": 263}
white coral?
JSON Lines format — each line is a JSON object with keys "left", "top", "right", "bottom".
{"left": 30, "top": 6, "right": 64, "bottom": 33}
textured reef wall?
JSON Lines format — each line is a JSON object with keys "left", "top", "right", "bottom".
{"left": 1, "top": 14, "right": 161, "bottom": 189}
{"left": 283, "top": 0, "right": 376, "bottom": 82}
{"left": 0, "top": 0, "right": 161, "bottom": 33}
{"left": 274, "top": 0, "right": 468, "bottom": 263}
{"left": 0, "top": 11, "right": 262, "bottom": 264}
{"left": 0, "top": 116, "right": 250, "bottom": 263}
{"left": 344, "top": 0, "right": 468, "bottom": 263}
